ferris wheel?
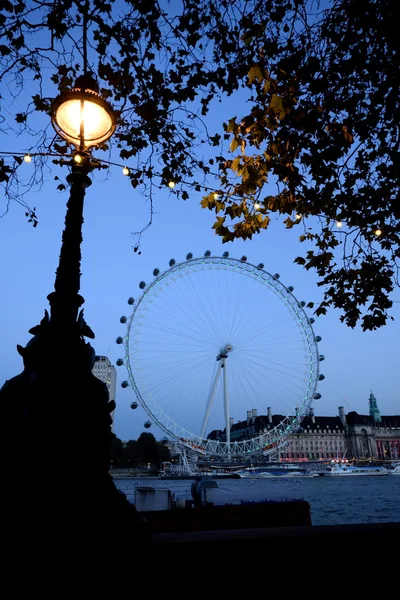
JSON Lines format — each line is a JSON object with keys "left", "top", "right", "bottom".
{"left": 116, "top": 253, "right": 324, "bottom": 457}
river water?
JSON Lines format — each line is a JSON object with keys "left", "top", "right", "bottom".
{"left": 115, "top": 475, "right": 400, "bottom": 526}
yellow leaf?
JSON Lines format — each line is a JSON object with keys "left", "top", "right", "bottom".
{"left": 270, "top": 94, "right": 284, "bottom": 116}
{"left": 248, "top": 65, "right": 264, "bottom": 84}
{"left": 230, "top": 138, "right": 239, "bottom": 152}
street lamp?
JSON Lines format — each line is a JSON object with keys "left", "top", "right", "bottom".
{"left": 51, "top": 74, "right": 116, "bottom": 152}
{"left": 0, "top": 76, "right": 144, "bottom": 532}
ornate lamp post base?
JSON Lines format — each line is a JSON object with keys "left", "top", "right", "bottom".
{"left": 0, "top": 165, "right": 147, "bottom": 538}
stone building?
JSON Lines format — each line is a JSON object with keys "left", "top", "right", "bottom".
{"left": 207, "top": 392, "right": 400, "bottom": 462}
{"left": 92, "top": 355, "right": 117, "bottom": 431}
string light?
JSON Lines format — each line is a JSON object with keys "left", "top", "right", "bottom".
{"left": 0, "top": 151, "right": 391, "bottom": 241}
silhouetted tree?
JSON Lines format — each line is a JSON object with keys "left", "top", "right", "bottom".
{"left": 1, "top": 0, "right": 399, "bottom": 329}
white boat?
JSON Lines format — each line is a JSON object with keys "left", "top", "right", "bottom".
{"left": 386, "top": 462, "right": 400, "bottom": 475}
{"left": 235, "top": 464, "right": 319, "bottom": 478}
{"left": 319, "top": 462, "right": 388, "bottom": 477}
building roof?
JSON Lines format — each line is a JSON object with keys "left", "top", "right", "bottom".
{"left": 207, "top": 411, "right": 400, "bottom": 440}
{"left": 346, "top": 411, "right": 400, "bottom": 428}
{"left": 299, "top": 415, "right": 345, "bottom": 431}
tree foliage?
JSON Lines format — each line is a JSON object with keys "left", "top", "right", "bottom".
{"left": 0, "top": 0, "right": 399, "bottom": 329}
{"left": 110, "top": 433, "right": 170, "bottom": 468}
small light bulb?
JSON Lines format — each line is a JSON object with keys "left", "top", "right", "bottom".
{"left": 24, "top": 154, "right": 32, "bottom": 163}
{"left": 74, "top": 154, "right": 82, "bottom": 164}
{"left": 336, "top": 221, "right": 343, "bottom": 228}
{"left": 254, "top": 203, "right": 261, "bottom": 210}
{"left": 214, "top": 193, "right": 219, "bottom": 200}
{"left": 168, "top": 181, "right": 175, "bottom": 189}
{"left": 374, "top": 228, "right": 382, "bottom": 236}
{"left": 122, "top": 167, "right": 130, "bottom": 176}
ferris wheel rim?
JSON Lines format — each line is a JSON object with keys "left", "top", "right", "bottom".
{"left": 123, "top": 254, "right": 320, "bottom": 456}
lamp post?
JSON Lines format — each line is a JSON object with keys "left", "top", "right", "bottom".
{"left": 0, "top": 76, "right": 144, "bottom": 535}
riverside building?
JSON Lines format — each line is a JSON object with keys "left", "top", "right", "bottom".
{"left": 92, "top": 355, "right": 117, "bottom": 431}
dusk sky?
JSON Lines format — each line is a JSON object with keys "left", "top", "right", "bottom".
{"left": 1, "top": 156, "right": 398, "bottom": 442}
{"left": 0, "top": 0, "right": 399, "bottom": 443}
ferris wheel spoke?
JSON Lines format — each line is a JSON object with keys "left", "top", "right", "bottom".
{"left": 133, "top": 314, "right": 216, "bottom": 348}
{"left": 144, "top": 282, "right": 220, "bottom": 343}
{"left": 230, "top": 352, "right": 301, "bottom": 407}
{"left": 140, "top": 299, "right": 217, "bottom": 342}
{"left": 239, "top": 309, "right": 303, "bottom": 345}
{"left": 182, "top": 268, "right": 227, "bottom": 342}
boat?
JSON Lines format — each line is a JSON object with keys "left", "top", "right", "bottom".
{"left": 158, "top": 461, "right": 240, "bottom": 479}
{"left": 386, "top": 462, "right": 400, "bottom": 475}
{"left": 235, "top": 464, "right": 319, "bottom": 478}
{"left": 159, "top": 471, "right": 240, "bottom": 480}
{"left": 318, "top": 462, "right": 388, "bottom": 476}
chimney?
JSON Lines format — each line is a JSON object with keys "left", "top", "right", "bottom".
{"left": 247, "top": 410, "right": 252, "bottom": 424}
{"left": 267, "top": 407, "right": 272, "bottom": 424}
{"left": 252, "top": 408, "right": 257, "bottom": 422}
{"left": 338, "top": 406, "right": 346, "bottom": 427}
{"left": 309, "top": 407, "right": 315, "bottom": 424}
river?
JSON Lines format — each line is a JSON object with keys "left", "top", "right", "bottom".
{"left": 115, "top": 475, "right": 400, "bottom": 526}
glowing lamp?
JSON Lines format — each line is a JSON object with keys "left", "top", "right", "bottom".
{"left": 51, "top": 75, "right": 116, "bottom": 150}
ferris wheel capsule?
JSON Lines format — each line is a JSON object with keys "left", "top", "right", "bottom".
{"left": 130, "top": 401, "right": 138, "bottom": 409}
{"left": 319, "top": 355, "right": 325, "bottom": 361}
{"left": 314, "top": 393, "right": 322, "bottom": 399}
{"left": 300, "top": 301, "right": 306, "bottom": 307}
{"left": 309, "top": 317, "right": 315, "bottom": 324}
{"left": 144, "top": 420, "right": 151, "bottom": 429}
{"left": 116, "top": 358, "right": 124, "bottom": 366}
{"left": 288, "top": 286, "right": 294, "bottom": 292}
{"left": 186, "top": 253, "right": 193, "bottom": 260}
{"left": 318, "top": 374, "right": 325, "bottom": 381}
{"left": 121, "top": 381, "right": 129, "bottom": 388}
{"left": 153, "top": 268, "right": 160, "bottom": 276}
{"left": 315, "top": 335, "right": 322, "bottom": 342}
{"left": 139, "top": 281, "right": 146, "bottom": 289}
{"left": 120, "top": 316, "right": 127, "bottom": 323}
{"left": 274, "top": 273, "right": 280, "bottom": 279}
{"left": 241, "top": 256, "right": 247, "bottom": 262}
{"left": 204, "top": 250, "right": 211, "bottom": 257}
{"left": 128, "top": 297, "right": 135, "bottom": 305}
{"left": 116, "top": 336, "right": 123, "bottom": 344}
{"left": 169, "top": 259, "right": 176, "bottom": 266}
{"left": 223, "top": 251, "right": 229, "bottom": 258}
{"left": 257, "top": 263, "right": 264, "bottom": 269}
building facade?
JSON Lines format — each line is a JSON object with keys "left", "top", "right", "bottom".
{"left": 92, "top": 355, "right": 117, "bottom": 431}
{"left": 207, "top": 393, "right": 400, "bottom": 462}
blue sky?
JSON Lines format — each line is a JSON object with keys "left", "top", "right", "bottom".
{"left": 0, "top": 0, "right": 398, "bottom": 442}
{"left": 0, "top": 162, "right": 398, "bottom": 442}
